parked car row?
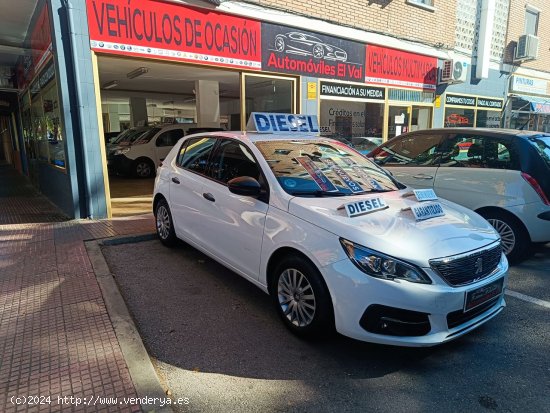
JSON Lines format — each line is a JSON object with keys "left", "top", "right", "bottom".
{"left": 152, "top": 113, "right": 510, "bottom": 347}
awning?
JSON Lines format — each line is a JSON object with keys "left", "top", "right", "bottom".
{"left": 512, "top": 95, "right": 550, "bottom": 114}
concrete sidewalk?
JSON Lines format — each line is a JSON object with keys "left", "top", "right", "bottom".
{"left": 0, "top": 165, "right": 156, "bottom": 412}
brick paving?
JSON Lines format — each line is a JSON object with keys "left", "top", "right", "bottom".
{"left": 0, "top": 165, "right": 155, "bottom": 412}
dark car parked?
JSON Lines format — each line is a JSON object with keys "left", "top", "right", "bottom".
{"left": 368, "top": 128, "right": 550, "bottom": 262}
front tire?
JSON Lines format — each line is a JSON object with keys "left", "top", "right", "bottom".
{"left": 480, "top": 210, "right": 530, "bottom": 263}
{"left": 312, "top": 44, "right": 324, "bottom": 59}
{"left": 134, "top": 158, "right": 155, "bottom": 178}
{"left": 155, "top": 199, "right": 177, "bottom": 247}
{"left": 270, "top": 256, "right": 334, "bottom": 338}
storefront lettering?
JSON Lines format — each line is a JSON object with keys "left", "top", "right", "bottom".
{"left": 320, "top": 83, "right": 384, "bottom": 99}
{"left": 368, "top": 51, "right": 435, "bottom": 81}
{"left": 511, "top": 76, "right": 547, "bottom": 95}
{"left": 365, "top": 45, "right": 437, "bottom": 89}
{"left": 477, "top": 98, "right": 503, "bottom": 109}
{"left": 446, "top": 96, "right": 476, "bottom": 106}
{"left": 267, "top": 53, "right": 336, "bottom": 76}
{"left": 90, "top": 1, "right": 258, "bottom": 56}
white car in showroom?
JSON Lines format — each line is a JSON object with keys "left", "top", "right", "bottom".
{"left": 153, "top": 113, "right": 508, "bottom": 347}
{"left": 368, "top": 128, "right": 550, "bottom": 263}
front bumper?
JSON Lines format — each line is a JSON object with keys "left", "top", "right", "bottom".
{"left": 322, "top": 254, "right": 508, "bottom": 347}
{"left": 108, "top": 154, "right": 134, "bottom": 176}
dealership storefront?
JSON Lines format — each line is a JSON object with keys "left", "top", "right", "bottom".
{"left": 13, "top": 0, "right": 444, "bottom": 218}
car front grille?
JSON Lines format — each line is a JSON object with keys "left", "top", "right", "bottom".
{"left": 429, "top": 243, "right": 502, "bottom": 287}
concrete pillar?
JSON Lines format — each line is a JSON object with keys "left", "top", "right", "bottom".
{"left": 130, "top": 97, "right": 148, "bottom": 126}
{"left": 49, "top": 0, "right": 108, "bottom": 219}
{"left": 195, "top": 80, "right": 220, "bottom": 128}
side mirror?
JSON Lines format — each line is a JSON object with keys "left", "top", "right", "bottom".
{"left": 228, "top": 176, "right": 262, "bottom": 197}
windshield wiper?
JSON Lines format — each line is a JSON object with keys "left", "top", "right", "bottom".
{"left": 288, "top": 190, "right": 348, "bottom": 197}
{"left": 360, "top": 188, "right": 395, "bottom": 193}
{"left": 289, "top": 189, "right": 395, "bottom": 197}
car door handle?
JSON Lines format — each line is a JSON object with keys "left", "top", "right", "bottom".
{"left": 413, "top": 174, "right": 433, "bottom": 180}
{"left": 203, "top": 192, "right": 215, "bottom": 202}
{"left": 171, "top": 177, "right": 180, "bottom": 184}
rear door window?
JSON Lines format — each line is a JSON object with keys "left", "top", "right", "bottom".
{"left": 372, "top": 133, "right": 444, "bottom": 166}
{"left": 438, "top": 134, "right": 520, "bottom": 170}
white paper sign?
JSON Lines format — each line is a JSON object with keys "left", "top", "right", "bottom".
{"left": 411, "top": 202, "right": 445, "bottom": 221}
{"left": 344, "top": 197, "right": 388, "bottom": 218}
{"left": 414, "top": 188, "right": 438, "bottom": 202}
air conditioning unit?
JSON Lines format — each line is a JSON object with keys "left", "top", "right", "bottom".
{"left": 515, "top": 34, "right": 539, "bottom": 60}
{"left": 439, "top": 60, "right": 468, "bottom": 84}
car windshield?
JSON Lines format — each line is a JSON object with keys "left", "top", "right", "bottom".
{"left": 529, "top": 135, "right": 550, "bottom": 168}
{"left": 133, "top": 128, "right": 162, "bottom": 144}
{"left": 113, "top": 128, "right": 150, "bottom": 145}
{"left": 255, "top": 139, "right": 403, "bottom": 196}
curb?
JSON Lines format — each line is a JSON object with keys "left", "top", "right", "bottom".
{"left": 100, "top": 233, "right": 157, "bottom": 246}
{"left": 85, "top": 236, "right": 173, "bottom": 413}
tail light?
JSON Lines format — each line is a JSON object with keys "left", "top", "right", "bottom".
{"left": 522, "top": 172, "right": 550, "bottom": 205}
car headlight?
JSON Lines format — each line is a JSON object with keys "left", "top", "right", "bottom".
{"left": 114, "top": 147, "right": 131, "bottom": 155}
{"left": 340, "top": 238, "right": 431, "bottom": 284}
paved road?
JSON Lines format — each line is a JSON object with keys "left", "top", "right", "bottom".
{"left": 102, "top": 241, "right": 550, "bottom": 413}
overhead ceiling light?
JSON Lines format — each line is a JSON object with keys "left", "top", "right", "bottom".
{"left": 127, "top": 67, "right": 148, "bottom": 79}
{"left": 102, "top": 80, "right": 118, "bottom": 89}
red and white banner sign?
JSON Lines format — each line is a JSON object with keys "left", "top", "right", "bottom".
{"left": 86, "top": 0, "right": 262, "bottom": 69}
{"left": 365, "top": 45, "right": 437, "bottom": 90}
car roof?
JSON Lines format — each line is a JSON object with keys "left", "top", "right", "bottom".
{"left": 183, "top": 131, "right": 323, "bottom": 143}
{"left": 404, "top": 127, "right": 549, "bottom": 138}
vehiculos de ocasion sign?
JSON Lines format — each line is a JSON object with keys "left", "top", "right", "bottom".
{"left": 261, "top": 23, "right": 365, "bottom": 82}
{"left": 85, "top": 0, "right": 262, "bottom": 69}
{"left": 365, "top": 45, "right": 437, "bottom": 90}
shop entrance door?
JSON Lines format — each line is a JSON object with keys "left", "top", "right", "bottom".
{"left": 388, "top": 106, "right": 410, "bottom": 140}
{"left": 411, "top": 106, "right": 432, "bottom": 132}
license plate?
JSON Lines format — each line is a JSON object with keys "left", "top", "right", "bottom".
{"left": 464, "top": 277, "right": 504, "bottom": 312}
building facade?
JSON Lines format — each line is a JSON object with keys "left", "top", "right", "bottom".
{"left": 2, "top": 0, "right": 549, "bottom": 219}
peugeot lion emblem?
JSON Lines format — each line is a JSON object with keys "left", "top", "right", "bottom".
{"left": 475, "top": 257, "right": 483, "bottom": 275}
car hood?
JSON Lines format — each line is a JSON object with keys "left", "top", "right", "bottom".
{"left": 288, "top": 190, "right": 499, "bottom": 267}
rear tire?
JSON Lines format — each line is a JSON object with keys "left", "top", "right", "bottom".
{"left": 154, "top": 199, "right": 177, "bottom": 247}
{"left": 480, "top": 210, "right": 530, "bottom": 264}
{"left": 270, "top": 255, "right": 334, "bottom": 339}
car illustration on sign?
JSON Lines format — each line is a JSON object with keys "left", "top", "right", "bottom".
{"left": 274, "top": 32, "right": 348, "bottom": 61}
{"left": 446, "top": 113, "right": 470, "bottom": 126}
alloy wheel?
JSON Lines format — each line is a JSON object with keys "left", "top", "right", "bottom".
{"left": 156, "top": 205, "right": 171, "bottom": 240}
{"left": 136, "top": 162, "right": 151, "bottom": 177}
{"left": 277, "top": 268, "right": 316, "bottom": 327}
{"left": 487, "top": 218, "right": 515, "bottom": 255}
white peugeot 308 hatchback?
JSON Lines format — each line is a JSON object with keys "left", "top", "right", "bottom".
{"left": 153, "top": 113, "right": 508, "bottom": 347}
